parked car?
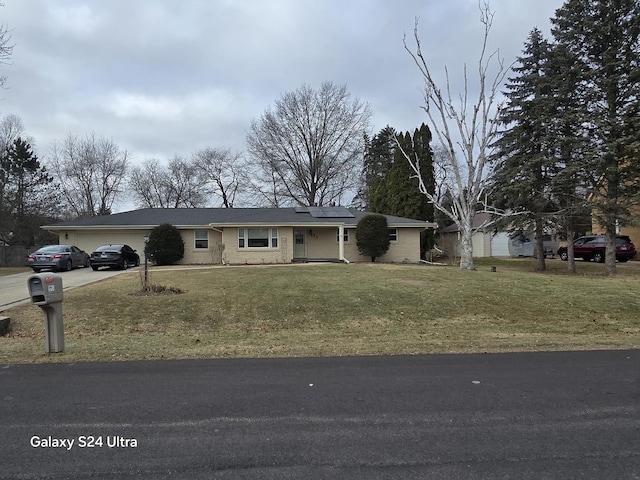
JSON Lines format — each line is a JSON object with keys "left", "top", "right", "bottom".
{"left": 27, "top": 245, "right": 90, "bottom": 272}
{"left": 89, "top": 244, "right": 140, "bottom": 271}
{"left": 557, "top": 235, "right": 636, "bottom": 263}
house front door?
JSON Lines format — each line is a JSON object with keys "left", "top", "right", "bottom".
{"left": 293, "top": 229, "right": 307, "bottom": 259}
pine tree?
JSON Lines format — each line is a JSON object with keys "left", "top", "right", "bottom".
{"left": 551, "top": 0, "right": 640, "bottom": 274}
{"left": 490, "top": 29, "right": 559, "bottom": 271}
{"left": 0, "top": 138, "right": 59, "bottom": 245}
{"left": 546, "top": 42, "right": 592, "bottom": 272}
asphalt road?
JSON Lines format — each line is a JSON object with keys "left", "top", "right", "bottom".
{"left": 0, "top": 266, "right": 138, "bottom": 311}
{"left": 1, "top": 350, "right": 639, "bottom": 479}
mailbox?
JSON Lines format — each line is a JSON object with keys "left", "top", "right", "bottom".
{"left": 27, "top": 273, "right": 64, "bottom": 353}
{"left": 28, "top": 274, "right": 64, "bottom": 305}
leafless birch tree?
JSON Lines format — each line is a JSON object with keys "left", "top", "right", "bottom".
{"left": 401, "top": 2, "right": 508, "bottom": 270}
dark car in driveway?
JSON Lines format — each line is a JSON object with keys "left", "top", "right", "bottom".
{"left": 557, "top": 235, "right": 636, "bottom": 263}
{"left": 89, "top": 244, "right": 140, "bottom": 271}
{"left": 27, "top": 245, "right": 90, "bottom": 272}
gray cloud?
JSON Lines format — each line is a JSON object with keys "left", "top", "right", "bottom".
{"left": 2, "top": 0, "right": 564, "bottom": 165}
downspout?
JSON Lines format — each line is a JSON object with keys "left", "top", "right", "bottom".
{"left": 209, "top": 226, "right": 227, "bottom": 265}
{"left": 338, "top": 224, "right": 350, "bottom": 263}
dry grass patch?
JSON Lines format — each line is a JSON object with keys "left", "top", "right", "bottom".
{"left": 0, "top": 267, "right": 30, "bottom": 277}
{"left": 2, "top": 260, "right": 639, "bottom": 364}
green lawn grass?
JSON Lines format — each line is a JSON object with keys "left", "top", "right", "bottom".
{"left": 2, "top": 259, "right": 639, "bottom": 364}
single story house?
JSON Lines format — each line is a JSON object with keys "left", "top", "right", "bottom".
{"left": 42, "top": 207, "right": 437, "bottom": 264}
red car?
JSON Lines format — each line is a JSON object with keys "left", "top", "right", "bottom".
{"left": 557, "top": 235, "right": 636, "bottom": 263}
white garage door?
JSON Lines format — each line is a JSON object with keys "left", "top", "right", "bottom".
{"left": 490, "top": 232, "right": 511, "bottom": 257}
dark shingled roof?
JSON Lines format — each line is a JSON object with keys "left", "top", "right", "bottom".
{"left": 44, "top": 208, "right": 437, "bottom": 229}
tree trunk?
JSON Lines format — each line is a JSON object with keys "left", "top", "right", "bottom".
{"left": 459, "top": 218, "right": 475, "bottom": 271}
{"left": 534, "top": 218, "right": 546, "bottom": 272}
{"left": 604, "top": 228, "right": 617, "bottom": 275}
{"left": 566, "top": 227, "right": 576, "bottom": 274}
{"left": 402, "top": 9, "right": 506, "bottom": 273}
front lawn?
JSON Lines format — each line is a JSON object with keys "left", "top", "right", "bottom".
{"left": 2, "top": 260, "right": 639, "bottom": 364}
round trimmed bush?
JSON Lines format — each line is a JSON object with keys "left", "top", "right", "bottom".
{"left": 147, "top": 223, "right": 185, "bottom": 265}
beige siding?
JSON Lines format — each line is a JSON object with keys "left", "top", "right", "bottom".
{"left": 306, "top": 227, "right": 341, "bottom": 258}
{"left": 183, "top": 229, "right": 223, "bottom": 264}
{"left": 343, "top": 227, "right": 422, "bottom": 263}
{"left": 439, "top": 231, "right": 492, "bottom": 258}
{"left": 293, "top": 227, "right": 421, "bottom": 263}
{"left": 222, "top": 227, "right": 293, "bottom": 264}
{"left": 57, "top": 228, "right": 223, "bottom": 265}
{"left": 472, "top": 230, "right": 491, "bottom": 257}
{"left": 58, "top": 229, "right": 148, "bottom": 258}
{"left": 57, "top": 225, "right": 423, "bottom": 265}
{"left": 382, "top": 228, "right": 422, "bottom": 263}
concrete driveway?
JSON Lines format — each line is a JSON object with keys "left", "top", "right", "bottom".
{"left": 0, "top": 266, "right": 140, "bottom": 311}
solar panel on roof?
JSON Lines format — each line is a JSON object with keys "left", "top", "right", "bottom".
{"left": 294, "top": 207, "right": 309, "bottom": 213}
{"left": 307, "top": 206, "right": 354, "bottom": 218}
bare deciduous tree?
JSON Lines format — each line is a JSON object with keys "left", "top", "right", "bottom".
{"left": 49, "top": 133, "right": 129, "bottom": 217}
{"left": 243, "top": 165, "right": 288, "bottom": 208}
{"left": 193, "top": 147, "right": 243, "bottom": 208}
{"left": 401, "top": 2, "right": 508, "bottom": 270}
{"left": 246, "top": 82, "right": 372, "bottom": 207}
{"left": 0, "top": 9, "right": 14, "bottom": 90}
{"left": 0, "top": 114, "right": 26, "bottom": 151}
{"left": 130, "top": 156, "right": 209, "bottom": 208}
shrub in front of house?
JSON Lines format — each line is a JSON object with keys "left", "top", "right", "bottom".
{"left": 147, "top": 223, "right": 185, "bottom": 265}
{"left": 356, "top": 214, "right": 390, "bottom": 262}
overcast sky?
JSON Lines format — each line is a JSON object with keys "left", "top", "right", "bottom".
{"left": 2, "top": 0, "right": 565, "bottom": 169}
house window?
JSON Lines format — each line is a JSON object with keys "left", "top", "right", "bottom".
{"left": 388, "top": 228, "right": 398, "bottom": 242}
{"left": 336, "top": 228, "right": 350, "bottom": 243}
{"left": 194, "top": 229, "right": 209, "bottom": 249}
{"left": 239, "top": 228, "right": 278, "bottom": 248}
{"left": 248, "top": 228, "right": 269, "bottom": 247}
{"left": 238, "top": 228, "right": 245, "bottom": 248}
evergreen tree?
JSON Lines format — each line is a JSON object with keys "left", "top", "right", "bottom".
{"left": 386, "top": 125, "right": 436, "bottom": 256}
{"left": 386, "top": 128, "right": 433, "bottom": 220}
{"left": 356, "top": 214, "right": 390, "bottom": 262}
{"left": 490, "top": 29, "right": 559, "bottom": 271}
{"left": 0, "top": 138, "right": 59, "bottom": 245}
{"left": 366, "top": 124, "right": 437, "bottom": 258}
{"left": 364, "top": 126, "right": 396, "bottom": 212}
{"left": 551, "top": 0, "right": 640, "bottom": 274}
{"left": 546, "top": 42, "right": 592, "bottom": 272}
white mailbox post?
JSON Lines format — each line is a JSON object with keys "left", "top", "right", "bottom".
{"left": 27, "top": 273, "right": 64, "bottom": 353}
